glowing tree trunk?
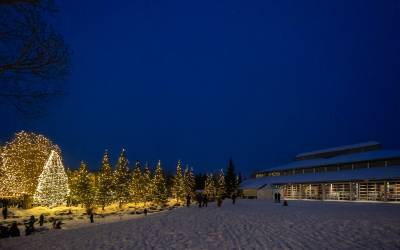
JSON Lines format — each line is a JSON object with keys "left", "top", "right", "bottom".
{"left": 33, "top": 150, "right": 70, "bottom": 207}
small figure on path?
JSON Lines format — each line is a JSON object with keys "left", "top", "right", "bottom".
{"left": 217, "top": 197, "right": 223, "bottom": 207}
{"left": 90, "top": 212, "right": 94, "bottom": 223}
{"left": 232, "top": 193, "right": 237, "bottom": 205}
{"left": 0, "top": 225, "right": 10, "bottom": 238}
{"left": 186, "top": 194, "right": 191, "bottom": 207}
{"left": 277, "top": 193, "right": 281, "bottom": 203}
{"left": 203, "top": 195, "right": 208, "bottom": 207}
{"left": 39, "top": 214, "right": 44, "bottom": 226}
{"left": 197, "top": 193, "right": 203, "bottom": 208}
{"left": 55, "top": 221, "right": 62, "bottom": 229}
{"left": 2, "top": 206, "right": 8, "bottom": 219}
{"left": 144, "top": 208, "right": 148, "bottom": 216}
{"left": 53, "top": 220, "right": 57, "bottom": 229}
{"left": 274, "top": 193, "right": 278, "bottom": 203}
{"left": 9, "top": 222, "right": 20, "bottom": 237}
{"left": 29, "top": 215, "right": 35, "bottom": 229}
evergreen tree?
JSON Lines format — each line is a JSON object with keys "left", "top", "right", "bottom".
{"left": 142, "top": 162, "right": 152, "bottom": 204}
{"left": 130, "top": 160, "right": 143, "bottom": 203}
{"left": 76, "top": 161, "right": 95, "bottom": 209}
{"left": 172, "top": 160, "right": 185, "bottom": 202}
{"left": 151, "top": 160, "right": 168, "bottom": 205}
{"left": 204, "top": 173, "right": 216, "bottom": 200}
{"left": 216, "top": 169, "right": 225, "bottom": 198}
{"left": 183, "top": 166, "right": 196, "bottom": 197}
{"left": 97, "top": 150, "right": 114, "bottom": 210}
{"left": 114, "top": 149, "right": 131, "bottom": 208}
{"left": 225, "top": 158, "right": 237, "bottom": 197}
{"left": 66, "top": 169, "right": 80, "bottom": 206}
{"left": 33, "top": 150, "right": 70, "bottom": 207}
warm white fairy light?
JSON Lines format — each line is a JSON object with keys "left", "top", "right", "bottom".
{"left": 33, "top": 150, "right": 70, "bottom": 207}
{"left": 0, "top": 131, "right": 60, "bottom": 199}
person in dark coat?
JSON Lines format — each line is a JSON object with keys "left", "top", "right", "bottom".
{"left": 186, "top": 194, "right": 191, "bottom": 207}
{"left": 203, "top": 195, "right": 208, "bottom": 207}
{"left": 197, "top": 193, "right": 203, "bottom": 208}
{"left": 277, "top": 193, "right": 281, "bottom": 203}
{"left": 29, "top": 215, "right": 35, "bottom": 229}
{"left": 217, "top": 197, "right": 223, "bottom": 207}
{"left": 55, "top": 221, "right": 62, "bottom": 229}
{"left": 274, "top": 193, "right": 277, "bottom": 203}
{"left": 9, "top": 222, "right": 20, "bottom": 237}
{"left": 0, "top": 225, "right": 9, "bottom": 238}
{"left": 39, "top": 214, "right": 44, "bottom": 226}
{"left": 232, "top": 193, "right": 237, "bottom": 205}
{"left": 2, "top": 206, "right": 8, "bottom": 219}
{"left": 90, "top": 212, "right": 94, "bottom": 223}
{"left": 144, "top": 208, "right": 148, "bottom": 216}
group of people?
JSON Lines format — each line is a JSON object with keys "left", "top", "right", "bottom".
{"left": 274, "top": 192, "right": 288, "bottom": 206}
{"left": 0, "top": 213, "right": 47, "bottom": 238}
{"left": 195, "top": 193, "right": 209, "bottom": 208}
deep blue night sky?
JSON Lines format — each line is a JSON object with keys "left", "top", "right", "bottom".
{"left": 1, "top": 0, "right": 400, "bottom": 175}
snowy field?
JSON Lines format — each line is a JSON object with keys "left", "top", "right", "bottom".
{"left": 1, "top": 199, "right": 400, "bottom": 250}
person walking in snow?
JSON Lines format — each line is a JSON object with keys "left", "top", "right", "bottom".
{"left": 203, "top": 194, "right": 208, "bottom": 207}
{"left": 274, "top": 193, "right": 277, "bottom": 203}
{"left": 197, "top": 193, "right": 203, "bottom": 208}
{"left": 9, "top": 222, "right": 20, "bottom": 237}
{"left": 232, "top": 193, "right": 237, "bottom": 205}
{"left": 217, "top": 197, "right": 223, "bottom": 207}
{"left": 29, "top": 215, "right": 35, "bottom": 229}
{"left": 90, "top": 212, "right": 94, "bottom": 223}
{"left": 2, "top": 206, "right": 8, "bottom": 220}
{"left": 277, "top": 193, "right": 281, "bottom": 203}
{"left": 144, "top": 208, "right": 148, "bottom": 216}
{"left": 39, "top": 214, "right": 44, "bottom": 226}
{"left": 186, "top": 194, "right": 191, "bottom": 207}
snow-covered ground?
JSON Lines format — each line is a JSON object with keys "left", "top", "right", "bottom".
{"left": 1, "top": 199, "right": 400, "bottom": 249}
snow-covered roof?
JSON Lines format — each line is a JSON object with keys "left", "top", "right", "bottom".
{"left": 262, "top": 150, "right": 400, "bottom": 172}
{"left": 296, "top": 141, "right": 380, "bottom": 159}
{"left": 240, "top": 166, "right": 400, "bottom": 189}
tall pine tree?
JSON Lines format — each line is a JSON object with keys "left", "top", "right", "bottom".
{"left": 114, "top": 149, "right": 131, "bottom": 208}
{"left": 130, "top": 160, "right": 143, "bottom": 204}
{"left": 97, "top": 150, "right": 114, "bottom": 210}
{"left": 225, "top": 158, "right": 237, "bottom": 197}
{"left": 216, "top": 169, "right": 225, "bottom": 199}
{"left": 151, "top": 160, "right": 167, "bottom": 205}
{"left": 76, "top": 161, "right": 95, "bottom": 209}
{"left": 172, "top": 160, "right": 185, "bottom": 203}
{"left": 204, "top": 173, "right": 216, "bottom": 200}
{"left": 142, "top": 162, "right": 152, "bottom": 205}
{"left": 183, "top": 166, "right": 196, "bottom": 197}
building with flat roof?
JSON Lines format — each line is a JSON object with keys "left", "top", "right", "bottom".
{"left": 240, "top": 142, "right": 400, "bottom": 202}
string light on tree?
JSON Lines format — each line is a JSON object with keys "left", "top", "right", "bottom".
{"left": 0, "top": 131, "right": 59, "bottom": 199}
{"left": 33, "top": 150, "right": 70, "bottom": 207}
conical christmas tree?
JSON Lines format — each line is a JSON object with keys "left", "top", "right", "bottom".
{"left": 151, "top": 160, "right": 167, "bottom": 205}
{"left": 172, "top": 160, "right": 185, "bottom": 203}
{"left": 204, "top": 173, "right": 216, "bottom": 199}
{"left": 114, "top": 149, "right": 130, "bottom": 208}
{"left": 130, "top": 160, "right": 143, "bottom": 203}
{"left": 97, "top": 150, "right": 114, "bottom": 210}
{"left": 142, "top": 162, "right": 152, "bottom": 204}
{"left": 33, "top": 150, "right": 70, "bottom": 207}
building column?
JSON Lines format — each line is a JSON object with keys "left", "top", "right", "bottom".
{"left": 349, "top": 182, "right": 353, "bottom": 200}
{"left": 384, "top": 181, "right": 388, "bottom": 201}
